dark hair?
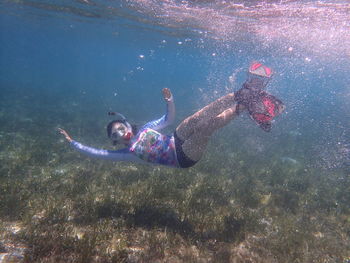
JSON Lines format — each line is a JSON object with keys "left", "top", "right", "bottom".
{"left": 107, "top": 120, "right": 138, "bottom": 145}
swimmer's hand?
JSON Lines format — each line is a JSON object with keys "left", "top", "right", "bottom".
{"left": 162, "top": 88, "right": 172, "bottom": 102}
{"left": 58, "top": 128, "right": 73, "bottom": 143}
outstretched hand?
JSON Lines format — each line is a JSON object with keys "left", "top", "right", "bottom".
{"left": 58, "top": 128, "right": 73, "bottom": 143}
{"left": 162, "top": 88, "right": 172, "bottom": 101}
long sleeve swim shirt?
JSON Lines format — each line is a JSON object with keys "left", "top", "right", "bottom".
{"left": 70, "top": 95, "right": 178, "bottom": 167}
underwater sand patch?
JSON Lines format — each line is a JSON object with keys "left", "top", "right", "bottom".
{"left": 0, "top": 222, "right": 27, "bottom": 263}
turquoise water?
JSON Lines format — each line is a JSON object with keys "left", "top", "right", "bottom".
{"left": 0, "top": 0, "right": 349, "bottom": 262}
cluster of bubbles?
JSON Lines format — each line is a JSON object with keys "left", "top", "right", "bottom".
{"left": 125, "top": 0, "right": 350, "bottom": 59}
{"left": 10, "top": 0, "right": 349, "bottom": 59}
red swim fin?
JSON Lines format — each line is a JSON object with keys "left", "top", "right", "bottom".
{"left": 248, "top": 93, "right": 285, "bottom": 132}
{"left": 249, "top": 62, "right": 273, "bottom": 78}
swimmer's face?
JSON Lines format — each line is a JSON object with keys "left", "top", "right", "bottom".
{"left": 111, "top": 122, "right": 133, "bottom": 144}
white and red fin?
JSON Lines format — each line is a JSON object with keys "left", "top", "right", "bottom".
{"left": 249, "top": 62, "right": 273, "bottom": 78}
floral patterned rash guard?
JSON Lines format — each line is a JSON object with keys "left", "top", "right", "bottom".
{"left": 129, "top": 128, "right": 177, "bottom": 166}
{"left": 70, "top": 95, "right": 179, "bottom": 167}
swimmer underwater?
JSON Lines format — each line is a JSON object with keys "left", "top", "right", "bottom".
{"left": 59, "top": 62, "right": 285, "bottom": 168}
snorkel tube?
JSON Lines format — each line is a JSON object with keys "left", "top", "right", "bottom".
{"left": 108, "top": 111, "right": 127, "bottom": 120}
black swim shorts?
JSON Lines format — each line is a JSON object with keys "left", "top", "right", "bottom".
{"left": 174, "top": 131, "right": 198, "bottom": 168}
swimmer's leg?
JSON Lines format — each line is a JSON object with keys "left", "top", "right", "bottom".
{"left": 180, "top": 105, "right": 238, "bottom": 161}
{"left": 176, "top": 93, "right": 236, "bottom": 140}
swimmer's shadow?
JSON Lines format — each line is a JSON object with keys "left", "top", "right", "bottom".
{"left": 96, "top": 202, "right": 195, "bottom": 238}
{"left": 94, "top": 202, "right": 245, "bottom": 242}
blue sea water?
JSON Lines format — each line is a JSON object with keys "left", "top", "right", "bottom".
{"left": 0, "top": 0, "right": 349, "bottom": 261}
{"left": 1, "top": 0, "right": 349, "bottom": 169}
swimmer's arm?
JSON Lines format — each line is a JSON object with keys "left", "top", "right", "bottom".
{"left": 71, "top": 141, "right": 143, "bottom": 162}
{"left": 59, "top": 128, "right": 143, "bottom": 162}
{"left": 142, "top": 88, "right": 175, "bottom": 131}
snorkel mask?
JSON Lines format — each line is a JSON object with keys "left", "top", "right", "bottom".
{"left": 246, "top": 62, "right": 273, "bottom": 89}
{"left": 107, "top": 112, "right": 133, "bottom": 145}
